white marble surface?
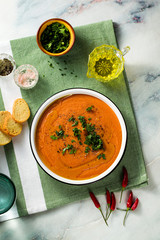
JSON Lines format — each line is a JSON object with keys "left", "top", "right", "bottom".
{"left": 1, "top": 0, "right": 160, "bottom": 239}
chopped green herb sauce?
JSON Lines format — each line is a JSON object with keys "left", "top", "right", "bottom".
{"left": 40, "top": 22, "right": 70, "bottom": 53}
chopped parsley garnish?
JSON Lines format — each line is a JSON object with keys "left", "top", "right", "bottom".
{"left": 71, "top": 116, "right": 103, "bottom": 152}
{"left": 88, "top": 118, "right": 92, "bottom": 121}
{"left": 55, "top": 129, "right": 64, "bottom": 138}
{"left": 86, "top": 123, "right": 95, "bottom": 133}
{"left": 97, "top": 153, "right": 106, "bottom": 160}
{"left": 78, "top": 116, "right": 86, "bottom": 129}
{"left": 85, "top": 146, "right": 91, "bottom": 153}
{"left": 50, "top": 125, "right": 65, "bottom": 140}
{"left": 68, "top": 115, "right": 75, "bottom": 122}
{"left": 62, "top": 144, "right": 76, "bottom": 155}
{"left": 86, "top": 105, "right": 94, "bottom": 112}
{"left": 73, "top": 128, "right": 81, "bottom": 140}
{"left": 84, "top": 132, "right": 103, "bottom": 151}
{"left": 50, "top": 135, "right": 58, "bottom": 140}
{"left": 40, "top": 22, "right": 70, "bottom": 53}
{"left": 51, "top": 109, "right": 104, "bottom": 156}
{"left": 69, "top": 148, "right": 77, "bottom": 154}
{"left": 84, "top": 121, "right": 103, "bottom": 151}
{"left": 48, "top": 61, "right": 54, "bottom": 68}
{"left": 72, "top": 120, "right": 78, "bottom": 127}
{"left": 63, "top": 134, "right": 69, "bottom": 139}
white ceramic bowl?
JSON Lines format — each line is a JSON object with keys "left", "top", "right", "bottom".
{"left": 30, "top": 88, "right": 127, "bottom": 185}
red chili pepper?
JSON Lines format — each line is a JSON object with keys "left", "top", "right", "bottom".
{"left": 122, "top": 167, "right": 128, "bottom": 188}
{"left": 127, "top": 191, "right": 133, "bottom": 209}
{"left": 89, "top": 191, "right": 100, "bottom": 209}
{"left": 106, "top": 189, "right": 111, "bottom": 206}
{"left": 110, "top": 192, "right": 116, "bottom": 211}
{"left": 89, "top": 191, "right": 108, "bottom": 226}
{"left": 123, "top": 191, "right": 133, "bottom": 226}
{"left": 107, "top": 192, "right": 116, "bottom": 221}
{"left": 119, "top": 167, "right": 128, "bottom": 203}
{"left": 131, "top": 198, "right": 139, "bottom": 211}
{"left": 117, "top": 190, "right": 139, "bottom": 226}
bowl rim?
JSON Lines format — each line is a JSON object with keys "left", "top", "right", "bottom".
{"left": 30, "top": 88, "right": 127, "bottom": 185}
{"left": 36, "top": 18, "right": 75, "bottom": 57}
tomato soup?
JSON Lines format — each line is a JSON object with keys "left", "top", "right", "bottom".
{"left": 36, "top": 94, "right": 122, "bottom": 180}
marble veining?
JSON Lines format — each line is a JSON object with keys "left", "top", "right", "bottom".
{"left": 1, "top": 0, "right": 160, "bottom": 239}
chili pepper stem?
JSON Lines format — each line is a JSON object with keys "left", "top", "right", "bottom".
{"left": 99, "top": 207, "right": 108, "bottom": 226}
{"left": 106, "top": 204, "right": 110, "bottom": 219}
{"left": 116, "top": 208, "right": 128, "bottom": 211}
{"left": 106, "top": 207, "right": 108, "bottom": 219}
{"left": 123, "top": 209, "right": 130, "bottom": 226}
{"left": 106, "top": 209, "right": 112, "bottom": 220}
{"left": 119, "top": 188, "right": 124, "bottom": 203}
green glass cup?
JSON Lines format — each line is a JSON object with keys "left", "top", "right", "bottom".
{"left": 0, "top": 173, "right": 16, "bottom": 215}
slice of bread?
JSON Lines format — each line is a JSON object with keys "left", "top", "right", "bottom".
{"left": 12, "top": 98, "right": 30, "bottom": 123}
{"left": 2, "top": 113, "right": 22, "bottom": 137}
{"left": 0, "top": 111, "right": 11, "bottom": 130}
{"left": 0, "top": 130, "right": 12, "bottom": 146}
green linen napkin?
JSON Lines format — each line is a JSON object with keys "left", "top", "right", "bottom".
{"left": 8, "top": 20, "right": 147, "bottom": 216}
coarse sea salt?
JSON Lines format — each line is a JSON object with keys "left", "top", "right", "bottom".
{"left": 14, "top": 64, "right": 38, "bottom": 89}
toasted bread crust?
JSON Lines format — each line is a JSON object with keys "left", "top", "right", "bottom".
{"left": 0, "top": 98, "right": 30, "bottom": 144}
{"left": 0, "top": 111, "right": 11, "bottom": 130}
{"left": 2, "top": 114, "right": 22, "bottom": 137}
{"left": 12, "top": 98, "right": 30, "bottom": 123}
{"left": 0, "top": 130, "right": 12, "bottom": 146}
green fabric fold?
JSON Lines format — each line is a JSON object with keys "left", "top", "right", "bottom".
{"left": 10, "top": 20, "right": 148, "bottom": 213}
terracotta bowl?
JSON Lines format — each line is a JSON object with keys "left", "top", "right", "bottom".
{"left": 36, "top": 18, "right": 75, "bottom": 57}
